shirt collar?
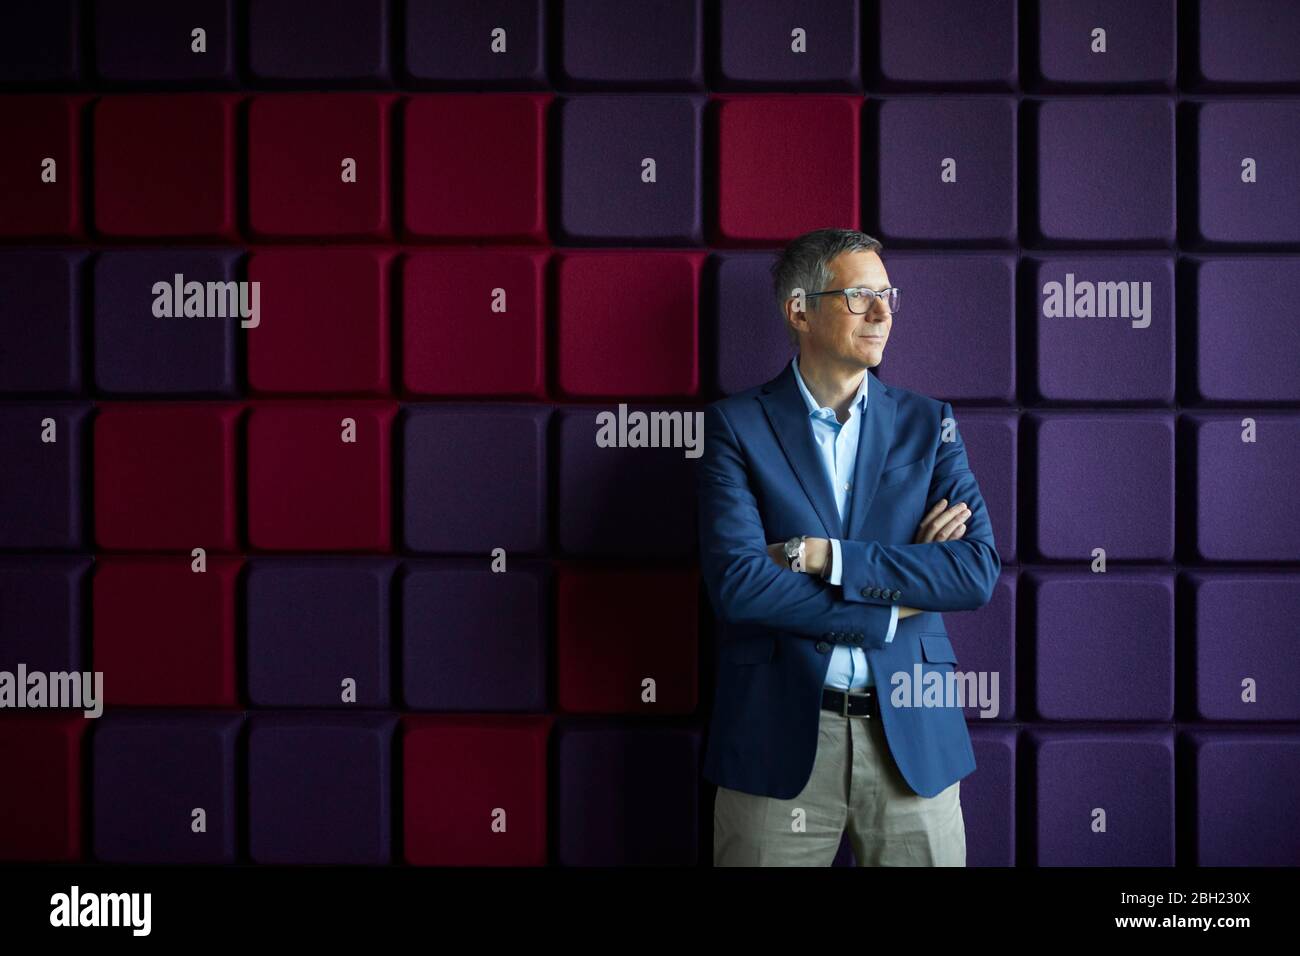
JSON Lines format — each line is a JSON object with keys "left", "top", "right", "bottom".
{"left": 790, "top": 356, "right": 869, "bottom": 421}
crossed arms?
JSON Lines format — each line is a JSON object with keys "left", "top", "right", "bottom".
{"left": 696, "top": 400, "right": 1001, "bottom": 647}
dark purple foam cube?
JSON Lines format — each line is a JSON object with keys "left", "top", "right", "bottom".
{"left": 948, "top": 411, "right": 1017, "bottom": 564}
{"left": 966, "top": 727, "right": 1017, "bottom": 866}
{"left": 1191, "top": 257, "right": 1300, "bottom": 402}
{"left": 248, "top": 714, "right": 395, "bottom": 864}
{"left": 402, "top": 405, "right": 549, "bottom": 554}
{"left": 249, "top": 0, "right": 389, "bottom": 82}
{"left": 1186, "top": 730, "right": 1300, "bottom": 865}
{"left": 1035, "top": 0, "right": 1175, "bottom": 88}
{"left": 94, "top": 0, "right": 234, "bottom": 84}
{"left": 1031, "top": 729, "right": 1175, "bottom": 866}
{"left": 556, "top": 722, "right": 700, "bottom": 865}
{"left": 710, "top": 252, "right": 792, "bottom": 396}
{"left": 0, "top": 556, "right": 88, "bottom": 673}
{"left": 874, "top": 97, "right": 1016, "bottom": 242}
{"left": 0, "top": 2, "right": 81, "bottom": 84}
{"left": 556, "top": 406, "right": 697, "bottom": 557}
{"left": 559, "top": 0, "right": 702, "bottom": 89}
{"left": 93, "top": 251, "right": 240, "bottom": 396}
{"left": 557, "top": 95, "right": 704, "bottom": 244}
{"left": 1030, "top": 570, "right": 1174, "bottom": 720}
{"left": 1188, "top": 571, "right": 1300, "bottom": 721}
{"left": 1192, "top": 0, "right": 1300, "bottom": 88}
{"left": 401, "top": 560, "right": 547, "bottom": 711}
{"left": 1188, "top": 413, "right": 1300, "bottom": 561}
{"left": 403, "top": 0, "right": 545, "bottom": 88}
{"left": 0, "top": 252, "right": 83, "bottom": 394}
{"left": 874, "top": 253, "right": 1015, "bottom": 403}
{"left": 0, "top": 403, "right": 89, "bottom": 549}
{"left": 1194, "top": 103, "right": 1300, "bottom": 244}
{"left": 1032, "top": 99, "right": 1174, "bottom": 243}
{"left": 1030, "top": 255, "right": 1175, "bottom": 403}
{"left": 948, "top": 570, "right": 1016, "bottom": 720}
{"left": 246, "top": 558, "right": 395, "bottom": 708}
{"left": 1030, "top": 413, "right": 1174, "bottom": 561}
{"left": 716, "top": 0, "right": 859, "bottom": 90}
{"left": 92, "top": 712, "right": 242, "bottom": 863}
{"left": 877, "top": 0, "right": 1016, "bottom": 87}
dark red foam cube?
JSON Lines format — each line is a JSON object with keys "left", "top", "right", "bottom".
{"left": 0, "top": 717, "right": 86, "bottom": 861}
{"left": 247, "top": 248, "right": 392, "bottom": 394}
{"left": 93, "top": 94, "right": 237, "bottom": 238}
{"left": 403, "top": 94, "right": 550, "bottom": 241}
{"left": 247, "top": 402, "right": 396, "bottom": 550}
{"left": 93, "top": 556, "right": 240, "bottom": 707}
{"left": 94, "top": 403, "right": 241, "bottom": 551}
{"left": 0, "top": 96, "right": 83, "bottom": 237}
{"left": 402, "top": 250, "right": 547, "bottom": 397}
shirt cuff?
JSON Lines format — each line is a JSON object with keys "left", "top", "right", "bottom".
{"left": 827, "top": 538, "right": 843, "bottom": 586}
{"left": 885, "top": 604, "right": 899, "bottom": 643}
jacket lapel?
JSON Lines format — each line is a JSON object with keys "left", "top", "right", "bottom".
{"left": 844, "top": 369, "right": 897, "bottom": 542}
{"left": 757, "top": 363, "right": 843, "bottom": 539}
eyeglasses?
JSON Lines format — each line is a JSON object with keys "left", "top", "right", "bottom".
{"left": 803, "top": 287, "right": 900, "bottom": 315}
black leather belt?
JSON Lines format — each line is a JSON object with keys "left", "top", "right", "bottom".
{"left": 822, "top": 685, "right": 880, "bottom": 718}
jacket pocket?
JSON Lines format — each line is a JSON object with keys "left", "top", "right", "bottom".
{"left": 876, "top": 457, "right": 928, "bottom": 489}
{"left": 919, "top": 631, "right": 958, "bottom": 665}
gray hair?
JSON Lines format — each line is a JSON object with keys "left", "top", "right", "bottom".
{"left": 771, "top": 228, "right": 884, "bottom": 346}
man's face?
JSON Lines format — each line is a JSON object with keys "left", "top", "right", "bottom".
{"left": 793, "top": 250, "right": 892, "bottom": 369}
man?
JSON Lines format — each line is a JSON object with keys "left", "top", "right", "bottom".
{"left": 698, "top": 227, "right": 1000, "bottom": 866}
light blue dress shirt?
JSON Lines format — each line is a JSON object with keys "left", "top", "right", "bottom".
{"left": 790, "top": 356, "right": 899, "bottom": 689}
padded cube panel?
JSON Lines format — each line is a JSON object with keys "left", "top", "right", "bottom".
{"left": 0, "top": 252, "right": 83, "bottom": 394}
{"left": 93, "top": 403, "right": 240, "bottom": 551}
{"left": 0, "top": 403, "right": 90, "bottom": 549}
{"left": 965, "top": 727, "right": 1017, "bottom": 866}
{"left": 0, "top": 96, "right": 83, "bottom": 237}
{"left": 403, "top": 0, "right": 546, "bottom": 88}
{"left": 873, "top": 97, "right": 1016, "bottom": 243}
{"left": 1034, "top": 0, "right": 1176, "bottom": 88}
{"left": 1187, "top": 414, "right": 1300, "bottom": 561}
{"left": 946, "top": 410, "right": 1017, "bottom": 564}
{"left": 402, "top": 405, "right": 549, "bottom": 553}
{"left": 402, "top": 715, "right": 551, "bottom": 865}
{"left": 401, "top": 251, "right": 546, "bottom": 398}
{"left": 93, "top": 250, "right": 240, "bottom": 396}
{"left": 246, "top": 402, "right": 396, "bottom": 551}
{"left": 876, "top": 0, "right": 1017, "bottom": 87}
{"left": 0, "top": 716, "right": 86, "bottom": 861}
{"left": 1187, "top": 571, "right": 1300, "bottom": 720}
{"left": 715, "top": 0, "right": 859, "bottom": 90}
{"left": 555, "top": 251, "right": 702, "bottom": 397}
{"left": 0, "top": 2, "right": 81, "bottom": 84}
{"left": 93, "top": 556, "right": 240, "bottom": 707}
{"left": 556, "top": 567, "right": 698, "bottom": 714}
{"left": 558, "top": 0, "right": 702, "bottom": 89}
{"left": 1029, "top": 413, "right": 1174, "bottom": 561}
{"left": 1190, "top": 257, "right": 1300, "bottom": 402}
{"left": 249, "top": 0, "right": 389, "bottom": 83}
{"left": 0, "top": 556, "right": 89, "bottom": 674}
{"left": 246, "top": 558, "right": 395, "bottom": 708}
{"left": 1028, "top": 255, "right": 1175, "bottom": 403}
{"left": 1185, "top": 730, "right": 1300, "bottom": 865}
{"left": 556, "top": 95, "right": 704, "bottom": 244}
{"left": 709, "top": 252, "right": 793, "bottom": 395}
{"left": 92, "top": 712, "right": 242, "bottom": 863}
{"left": 555, "top": 406, "right": 697, "bottom": 556}
{"left": 1029, "top": 570, "right": 1174, "bottom": 720}
{"left": 93, "top": 0, "right": 235, "bottom": 84}
{"left": 1191, "top": 0, "right": 1300, "bottom": 88}
{"left": 248, "top": 95, "right": 394, "bottom": 238}
{"left": 714, "top": 95, "right": 859, "bottom": 244}
{"left": 555, "top": 722, "right": 700, "bottom": 865}
{"left": 874, "top": 253, "right": 1015, "bottom": 403}
{"left": 1192, "top": 102, "right": 1300, "bottom": 245}
{"left": 1031, "top": 98, "right": 1174, "bottom": 244}
{"left": 403, "top": 94, "right": 550, "bottom": 241}
{"left": 92, "top": 95, "right": 237, "bottom": 238}
{"left": 247, "top": 249, "right": 392, "bottom": 395}
{"left": 248, "top": 714, "right": 396, "bottom": 864}
{"left": 1030, "top": 729, "right": 1175, "bottom": 866}
{"left": 946, "top": 570, "right": 1015, "bottom": 720}
{"left": 401, "top": 561, "right": 548, "bottom": 712}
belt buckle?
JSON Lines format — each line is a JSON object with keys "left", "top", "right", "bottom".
{"left": 841, "top": 689, "right": 850, "bottom": 718}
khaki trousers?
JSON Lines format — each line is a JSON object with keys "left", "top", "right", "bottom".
{"left": 713, "top": 704, "right": 966, "bottom": 866}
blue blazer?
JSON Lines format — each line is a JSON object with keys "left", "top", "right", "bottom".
{"left": 697, "top": 362, "right": 1001, "bottom": 799}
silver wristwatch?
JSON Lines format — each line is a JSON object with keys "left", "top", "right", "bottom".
{"left": 783, "top": 535, "right": 807, "bottom": 572}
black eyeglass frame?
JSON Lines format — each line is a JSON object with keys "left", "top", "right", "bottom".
{"left": 801, "top": 287, "right": 901, "bottom": 315}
